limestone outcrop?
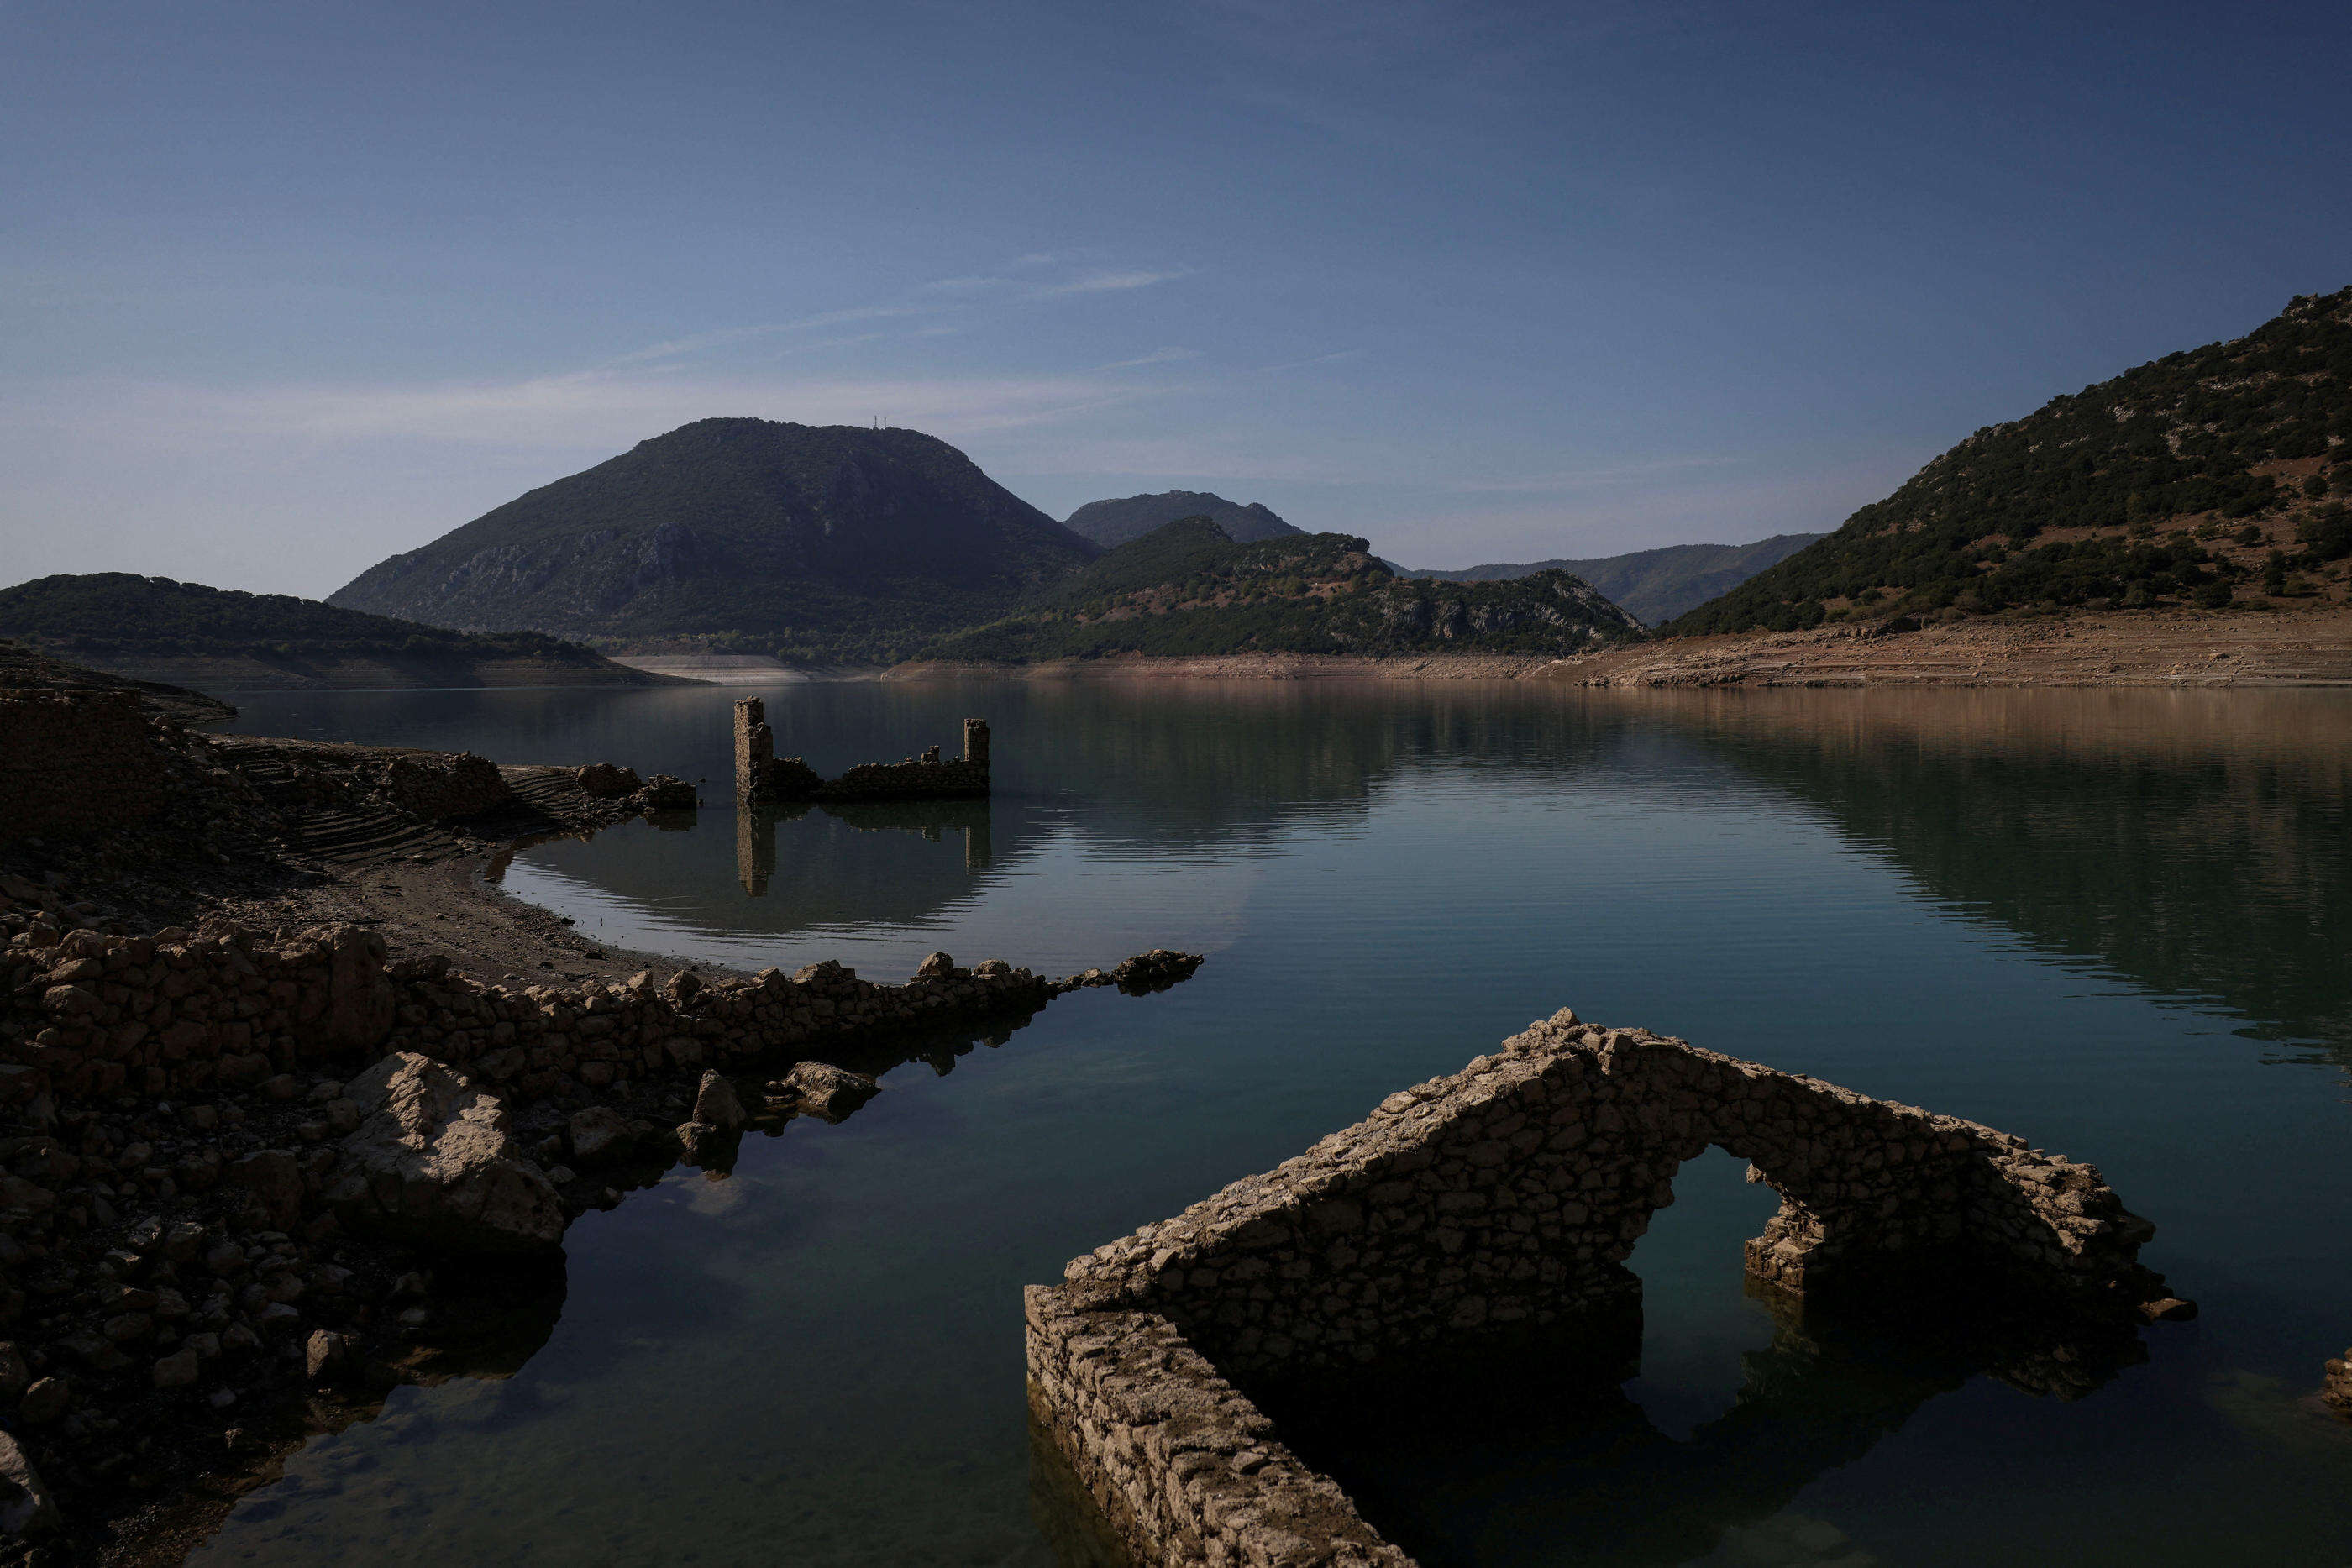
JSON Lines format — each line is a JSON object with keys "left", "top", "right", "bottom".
{"left": 323, "top": 1052, "right": 567, "bottom": 1253}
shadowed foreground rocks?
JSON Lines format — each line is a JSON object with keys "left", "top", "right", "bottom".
{"left": 0, "top": 910, "right": 1200, "bottom": 1564}
{"left": 0, "top": 684, "right": 1206, "bottom": 1563}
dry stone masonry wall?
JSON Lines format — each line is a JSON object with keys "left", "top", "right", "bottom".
{"left": 0, "top": 692, "right": 171, "bottom": 847}
{"left": 0, "top": 924, "right": 1079, "bottom": 1144}
{"left": 1027, "top": 1009, "right": 2185, "bottom": 1568}
{"left": 1025, "top": 1296, "right": 1408, "bottom": 1568}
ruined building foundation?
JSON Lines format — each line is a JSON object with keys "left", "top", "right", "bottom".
{"left": 732, "top": 698, "right": 990, "bottom": 804}
{"left": 1026, "top": 1010, "right": 2188, "bottom": 1568}
{"left": 0, "top": 690, "right": 171, "bottom": 845}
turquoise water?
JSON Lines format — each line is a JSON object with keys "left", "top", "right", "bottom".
{"left": 194, "top": 680, "right": 2352, "bottom": 1566}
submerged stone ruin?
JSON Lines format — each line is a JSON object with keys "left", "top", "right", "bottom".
{"left": 1026, "top": 1009, "right": 2192, "bottom": 1568}
{"left": 734, "top": 698, "right": 990, "bottom": 805}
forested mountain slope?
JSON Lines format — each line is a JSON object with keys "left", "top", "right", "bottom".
{"left": 0, "top": 574, "right": 677, "bottom": 690}
{"left": 1409, "top": 533, "right": 1824, "bottom": 625}
{"left": 1671, "top": 287, "right": 2352, "bottom": 634}
{"left": 916, "top": 518, "right": 1644, "bottom": 662}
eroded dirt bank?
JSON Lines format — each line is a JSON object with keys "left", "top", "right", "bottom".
{"left": 890, "top": 606, "right": 2352, "bottom": 687}
{"left": 890, "top": 652, "right": 1577, "bottom": 680}
{"left": 1562, "top": 605, "right": 2352, "bottom": 688}
{"left": 0, "top": 711, "right": 1199, "bottom": 1566}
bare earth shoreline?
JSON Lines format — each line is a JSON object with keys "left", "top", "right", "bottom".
{"left": 887, "top": 605, "right": 2352, "bottom": 688}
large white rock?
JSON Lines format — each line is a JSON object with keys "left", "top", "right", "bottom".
{"left": 0, "top": 1430, "right": 59, "bottom": 1539}
{"left": 324, "top": 1052, "right": 567, "bottom": 1253}
{"left": 691, "top": 1069, "right": 747, "bottom": 1132}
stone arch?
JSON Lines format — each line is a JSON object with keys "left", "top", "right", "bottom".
{"left": 1028, "top": 1009, "right": 2185, "bottom": 1567}
{"left": 1057, "top": 1011, "right": 2166, "bottom": 1384}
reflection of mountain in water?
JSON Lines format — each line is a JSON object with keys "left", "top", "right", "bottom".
{"left": 504, "top": 681, "right": 1654, "bottom": 941}
{"left": 1630, "top": 690, "right": 2352, "bottom": 1064}
{"left": 490, "top": 682, "right": 2352, "bottom": 1062}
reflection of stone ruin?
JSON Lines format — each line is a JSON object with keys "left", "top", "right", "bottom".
{"left": 736, "top": 798, "right": 992, "bottom": 896}
{"left": 1026, "top": 1010, "right": 2192, "bottom": 1568}
{"left": 733, "top": 698, "right": 990, "bottom": 805}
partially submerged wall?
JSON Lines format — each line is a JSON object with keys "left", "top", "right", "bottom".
{"left": 0, "top": 690, "right": 171, "bottom": 846}
{"left": 0, "top": 922, "right": 1064, "bottom": 1118}
{"left": 733, "top": 698, "right": 990, "bottom": 803}
{"left": 1024, "top": 1293, "right": 1408, "bottom": 1568}
{"left": 1028, "top": 1009, "right": 2183, "bottom": 1567}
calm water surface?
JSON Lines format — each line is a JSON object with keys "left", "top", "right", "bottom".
{"left": 193, "top": 679, "right": 2352, "bottom": 1567}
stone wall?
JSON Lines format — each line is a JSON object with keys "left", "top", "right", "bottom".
{"left": 1059, "top": 1012, "right": 2164, "bottom": 1381}
{"left": 817, "top": 755, "right": 990, "bottom": 802}
{"left": 0, "top": 922, "right": 1060, "bottom": 1121}
{"left": 1028, "top": 1009, "right": 2180, "bottom": 1567}
{"left": 733, "top": 699, "right": 990, "bottom": 803}
{"left": 365, "top": 751, "right": 511, "bottom": 821}
{"left": 1024, "top": 1289, "right": 1408, "bottom": 1568}
{"left": 0, "top": 691, "right": 171, "bottom": 847}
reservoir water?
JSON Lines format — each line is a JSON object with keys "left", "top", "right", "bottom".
{"left": 195, "top": 679, "right": 2352, "bottom": 1567}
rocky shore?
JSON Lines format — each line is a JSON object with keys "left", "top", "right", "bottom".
{"left": 0, "top": 692, "right": 1201, "bottom": 1565}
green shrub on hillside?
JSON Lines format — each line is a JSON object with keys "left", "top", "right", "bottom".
{"left": 916, "top": 519, "right": 1646, "bottom": 661}
{"left": 1671, "top": 287, "right": 2352, "bottom": 633}
{"left": 0, "top": 574, "right": 613, "bottom": 665}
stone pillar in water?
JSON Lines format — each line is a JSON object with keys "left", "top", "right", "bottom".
{"left": 735, "top": 698, "right": 774, "bottom": 798}
{"left": 963, "top": 718, "right": 990, "bottom": 771}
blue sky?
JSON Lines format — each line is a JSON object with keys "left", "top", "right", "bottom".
{"left": 4, "top": 0, "right": 2348, "bottom": 595}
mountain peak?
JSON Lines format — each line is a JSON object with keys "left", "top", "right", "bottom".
{"left": 328, "top": 420, "right": 1099, "bottom": 663}
{"left": 1063, "top": 490, "right": 1303, "bottom": 548}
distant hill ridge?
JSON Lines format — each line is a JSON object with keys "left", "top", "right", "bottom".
{"left": 1409, "top": 534, "right": 1824, "bottom": 626}
{"left": 329, "top": 418, "right": 1100, "bottom": 665}
{"left": 1063, "top": 490, "right": 1303, "bottom": 548}
{"left": 916, "top": 517, "right": 1645, "bottom": 663}
{"left": 0, "top": 574, "right": 682, "bottom": 690}
{"left": 1672, "top": 286, "right": 2352, "bottom": 633}
{"left": 0, "top": 636, "right": 239, "bottom": 726}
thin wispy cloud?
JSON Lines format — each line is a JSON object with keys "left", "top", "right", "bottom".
{"left": 603, "top": 306, "right": 928, "bottom": 368}
{"left": 1251, "top": 349, "right": 1364, "bottom": 373}
{"left": 606, "top": 259, "right": 1187, "bottom": 372}
{"left": 915, "top": 275, "right": 1007, "bottom": 296}
{"left": 1098, "top": 347, "right": 1200, "bottom": 369}
{"left": 1040, "top": 269, "right": 1190, "bottom": 296}
{"left": 20, "top": 362, "right": 1184, "bottom": 454}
